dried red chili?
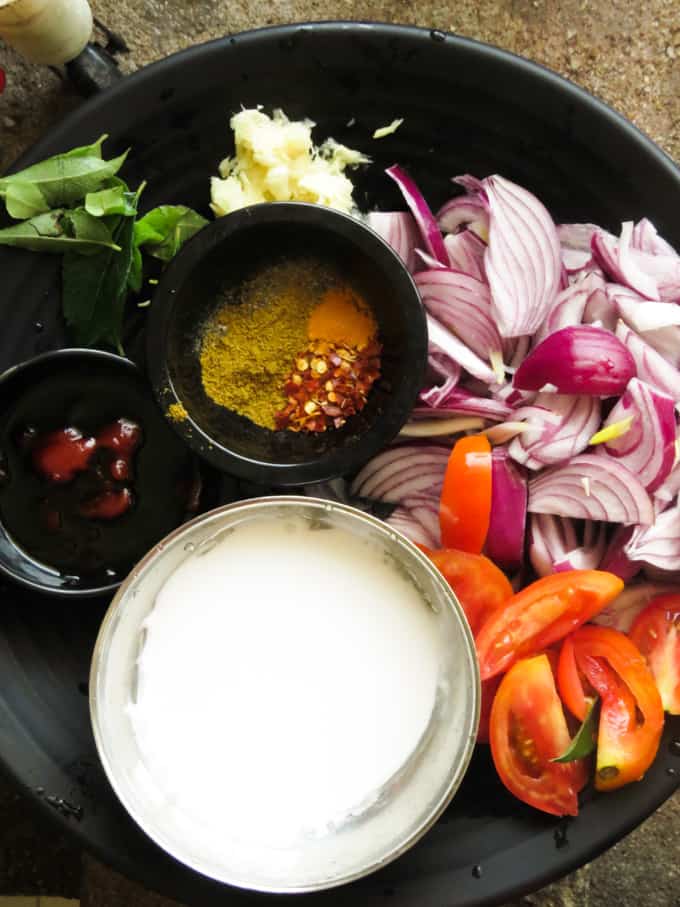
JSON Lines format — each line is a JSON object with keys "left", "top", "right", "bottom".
{"left": 275, "top": 339, "right": 381, "bottom": 433}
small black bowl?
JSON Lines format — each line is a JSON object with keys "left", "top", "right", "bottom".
{"left": 146, "top": 202, "right": 428, "bottom": 486}
{"left": 0, "top": 349, "right": 200, "bottom": 597}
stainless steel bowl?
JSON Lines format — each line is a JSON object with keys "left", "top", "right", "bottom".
{"left": 90, "top": 497, "right": 480, "bottom": 893}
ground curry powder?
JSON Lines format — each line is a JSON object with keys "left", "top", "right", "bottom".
{"left": 200, "top": 259, "right": 329, "bottom": 429}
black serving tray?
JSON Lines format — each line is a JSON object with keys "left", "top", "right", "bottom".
{"left": 0, "top": 22, "right": 678, "bottom": 907}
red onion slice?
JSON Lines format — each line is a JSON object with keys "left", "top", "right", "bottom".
{"left": 592, "top": 581, "right": 679, "bottom": 633}
{"left": 427, "top": 314, "right": 497, "bottom": 385}
{"left": 386, "top": 165, "right": 449, "bottom": 266}
{"left": 591, "top": 222, "right": 659, "bottom": 299}
{"left": 528, "top": 454, "right": 654, "bottom": 525}
{"left": 632, "top": 218, "right": 678, "bottom": 256}
{"left": 484, "top": 448, "right": 527, "bottom": 569}
{"left": 366, "top": 211, "right": 419, "bottom": 273}
{"left": 417, "top": 387, "right": 512, "bottom": 420}
{"left": 415, "top": 269, "right": 503, "bottom": 366}
{"left": 387, "top": 504, "right": 440, "bottom": 548}
{"left": 443, "top": 231, "right": 487, "bottom": 280}
{"left": 482, "top": 175, "right": 561, "bottom": 338}
{"left": 528, "top": 513, "right": 578, "bottom": 577}
{"left": 508, "top": 393, "right": 601, "bottom": 469}
{"left": 350, "top": 444, "right": 451, "bottom": 502}
{"left": 514, "top": 325, "right": 636, "bottom": 396}
{"left": 598, "top": 377, "right": 676, "bottom": 492}
{"left": 625, "top": 503, "right": 680, "bottom": 570}
{"left": 615, "top": 320, "right": 680, "bottom": 400}
{"left": 600, "top": 525, "right": 642, "bottom": 581}
{"left": 553, "top": 520, "right": 607, "bottom": 572}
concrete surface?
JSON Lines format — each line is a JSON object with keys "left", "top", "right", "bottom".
{"left": 0, "top": 1, "right": 679, "bottom": 905}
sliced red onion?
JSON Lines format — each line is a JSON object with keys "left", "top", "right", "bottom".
{"left": 350, "top": 443, "right": 451, "bottom": 502}
{"left": 437, "top": 194, "right": 489, "bottom": 237}
{"left": 654, "top": 462, "right": 680, "bottom": 506}
{"left": 365, "top": 211, "right": 420, "bottom": 274}
{"left": 598, "top": 378, "right": 676, "bottom": 492}
{"left": 631, "top": 218, "right": 678, "bottom": 257}
{"left": 514, "top": 325, "right": 636, "bottom": 396}
{"left": 613, "top": 291, "right": 680, "bottom": 333}
{"left": 625, "top": 502, "right": 680, "bottom": 570}
{"left": 417, "top": 386, "right": 512, "bottom": 420}
{"left": 443, "top": 231, "right": 486, "bottom": 280}
{"left": 415, "top": 269, "right": 503, "bottom": 366}
{"left": 600, "top": 525, "right": 642, "bottom": 581}
{"left": 562, "top": 247, "right": 592, "bottom": 273}
{"left": 400, "top": 494, "right": 442, "bottom": 546}
{"left": 386, "top": 165, "right": 448, "bottom": 266}
{"left": 482, "top": 175, "right": 561, "bottom": 338}
{"left": 616, "top": 320, "right": 680, "bottom": 400}
{"left": 553, "top": 520, "right": 607, "bottom": 572}
{"left": 629, "top": 248, "right": 680, "bottom": 302}
{"left": 427, "top": 350, "right": 462, "bottom": 383}
{"left": 508, "top": 393, "right": 600, "bottom": 469}
{"left": 484, "top": 448, "right": 527, "bottom": 569}
{"left": 527, "top": 453, "right": 654, "bottom": 525}
{"left": 592, "top": 582, "right": 679, "bottom": 633}
{"left": 591, "top": 222, "right": 659, "bottom": 299}
{"left": 638, "top": 325, "right": 680, "bottom": 368}
{"left": 415, "top": 249, "right": 448, "bottom": 271}
{"left": 558, "top": 222, "right": 616, "bottom": 252}
{"left": 427, "top": 314, "right": 497, "bottom": 385}
{"left": 535, "top": 282, "right": 591, "bottom": 343}
{"left": 584, "top": 281, "right": 617, "bottom": 331}
{"left": 528, "top": 514, "right": 578, "bottom": 577}
{"left": 387, "top": 504, "right": 440, "bottom": 548}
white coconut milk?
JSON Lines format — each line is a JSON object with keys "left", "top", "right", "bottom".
{"left": 128, "top": 514, "right": 441, "bottom": 847}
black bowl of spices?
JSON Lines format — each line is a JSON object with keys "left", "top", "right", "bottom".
{"left": 0, "top": 349, "right": 204, "bottom": 597}
{"left": 146, "top": 202, "right": 428, "bottom": 486}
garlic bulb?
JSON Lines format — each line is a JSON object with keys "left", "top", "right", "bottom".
{"left": 0, "top": 0, "right": 93, "bottom": 65}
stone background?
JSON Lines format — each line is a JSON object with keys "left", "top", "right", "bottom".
{"left": 0, "top": 1, "right": 679, "bottom": 905}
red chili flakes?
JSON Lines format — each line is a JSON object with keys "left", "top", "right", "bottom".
{"left": 275, "top": 339, "right": 381, "bottom": 432}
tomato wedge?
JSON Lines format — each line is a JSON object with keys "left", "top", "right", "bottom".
{"left": 489, "top": 654, "right": 588, "bottom": 816}
{"left": 557, "top": 626, "right": 664, "bottom": 791}
{"left": 477, "top": 675, "right": 502, "bottom": 744}
{"left": 423, "top": 548, "right": 512, "bottom": 636}
{"left": 629, "top": 594, "right": 680, "bottom": 715}
{"left": 475, "top": 570, "right": 623, "bottom": 681}
{"left": 439, "top": 434, "right": 492, "bottom": 554}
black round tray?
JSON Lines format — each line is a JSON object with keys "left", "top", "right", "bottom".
{"left": 0, "top": 22, "right": 678, "bottom": 907}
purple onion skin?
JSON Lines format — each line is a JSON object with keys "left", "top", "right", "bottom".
{"left": 514, "top": 325, "right": 636, "bottom": 396}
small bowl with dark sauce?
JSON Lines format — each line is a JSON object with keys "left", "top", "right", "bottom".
{"left": 146, "top": 202, "right": 428, "bottom": 486}
{"left": 0, "top": 349, "right": 203, "bottom": 597}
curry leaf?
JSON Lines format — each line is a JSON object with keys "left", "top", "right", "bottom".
{"left": 4, "top": 181, "right": 50, "bottom": 219}
{"left": 85, "top": 183, "right": 138, "bottom": 218}
{"left": 0, "top": 210, "right": 120, "bottom": 253}
{"left": 62, "top": 214, "right": 135, "bottom": 349}
{"left": 134, "top": 205, "right": 207, "bottom": 261}
{"left": 552, "top": 698, "right": 599, "bottom": 763}
{"left": 128, "top": 244, "right": 143, "bottom": 293}
{"left": 0, "top": 136, "right": 128, "bottom": 210}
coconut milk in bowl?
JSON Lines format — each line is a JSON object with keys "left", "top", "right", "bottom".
{"left": 90, "top": 497, "right": 479, "bottom": 893}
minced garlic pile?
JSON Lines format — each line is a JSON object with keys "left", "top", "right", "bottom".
{"left": 210, "top": 108, "right": 369, "bottom": 216}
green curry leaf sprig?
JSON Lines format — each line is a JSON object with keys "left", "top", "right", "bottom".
{"left": 0, "top": 136, "right": 208, "bottom": 351}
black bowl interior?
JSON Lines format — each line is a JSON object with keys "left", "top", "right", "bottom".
{"left": 148, "top": 203, "right": 427, "bottom": 486}
{"left": 0, "top": 350, "right": 199, "bottom": 596}
{"left": 0, "top": 22, "right": 678, "bottom": 907}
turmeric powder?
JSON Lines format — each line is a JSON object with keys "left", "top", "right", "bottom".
{"left": 307, "top": 286, "right": 377, "bottom": 348}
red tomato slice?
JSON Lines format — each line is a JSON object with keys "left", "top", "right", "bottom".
{"left": 489, "top": 654, "right": 588, "bottom": 816}
{"left": 424, "top": 548, "right": 512, "bottom": 636}
{"left": 439, "top": 434, "right": 492, "bottom": 554}
{"left": 477, "top": 675, "right": 502, "bottom": 744}
{"left": 629, "top": 595, "right": 680, "bottom": 715}
{"left": 475, "top": 570, "right": 623, "bottom": 681}
{"left": 559, "top": 626, "right": 664, "bottom": 791}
